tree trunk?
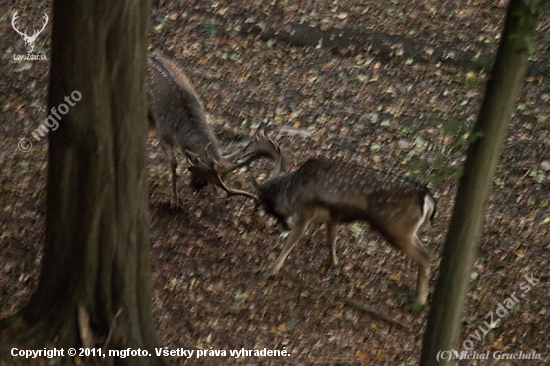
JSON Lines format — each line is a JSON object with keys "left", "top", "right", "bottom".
{"left": 0, "top": 0, "right": 167, "bottom": 365}
{"left": 420, "top": 0, "right": 543, "bottom": 364}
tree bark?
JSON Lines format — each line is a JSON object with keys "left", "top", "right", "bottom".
{"left": 1, "top": 0, "right": 166, "bottom": 365}
{"left": 420, "top": 0, "right": 543, "bottom": 364}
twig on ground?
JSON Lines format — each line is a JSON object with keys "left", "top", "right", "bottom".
{"left": 343, "top": 299, "right": 412, "bottom": 332}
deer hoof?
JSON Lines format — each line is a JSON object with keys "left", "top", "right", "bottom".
{"left": 412, "top": 293, "right": 428, "bottom": 312}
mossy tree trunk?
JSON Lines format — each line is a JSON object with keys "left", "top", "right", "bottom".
{"left": 1, "top": 0, "right": 167, "bottom": 365}
{"left": 420, "top": 0, "right": 543, "bottom": 364}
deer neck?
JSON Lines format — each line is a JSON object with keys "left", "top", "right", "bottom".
{"left": 261, "top": 173, "right": 297, "bottom": 220}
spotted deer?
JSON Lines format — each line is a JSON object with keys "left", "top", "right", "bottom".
{"left": 257, "top": 156, "right": 436, "bottom": 306}
{"left": 147, "top": 52, "right": 248, "bottom": 206}
{"left": 188, "top": 138, "right": 436, "bottom": 306}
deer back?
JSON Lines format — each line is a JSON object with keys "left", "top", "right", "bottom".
{"left": 147, "top": 53, "right": 222, "bottom": 165}
{"left": 260, "top": 158, "right": 436, "bottom": 237}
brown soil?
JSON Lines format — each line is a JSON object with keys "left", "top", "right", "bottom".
{"left": 1, "top": 0, "right": 549, "bottom": 365}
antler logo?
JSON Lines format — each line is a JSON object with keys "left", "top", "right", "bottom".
{"left": 12, "top": 11, "right": 49, "bottom": 54}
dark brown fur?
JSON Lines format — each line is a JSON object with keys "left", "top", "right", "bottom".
{"left": 259, "top": 158, "right": 436, "bottom": 306}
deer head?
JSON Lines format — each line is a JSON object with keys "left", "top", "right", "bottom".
{"left": 147, "top": 51, "right": 293, "bottom": 209}
{"left": 185, "top": 133, "right": 286, "bottom": 202}
{"left": 12, "top": 12, "right": 48, "bottom": 54}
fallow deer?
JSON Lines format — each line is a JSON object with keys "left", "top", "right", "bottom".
{"left": 256, "top": 155, "right": 436, "bottom": 306}
{"left": 186, "top": 124, "right": 436, "bottom": 307}
{"left": 147, "top": 52, "right": 249, "bottom": 207}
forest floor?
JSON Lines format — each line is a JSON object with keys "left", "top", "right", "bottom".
{"left": 1, "top": 0, "right": 549, "bottom": 365}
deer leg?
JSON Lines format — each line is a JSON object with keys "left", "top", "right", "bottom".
{"left": 326, "top": 223, "right": 339, "bottom": 267}
{"left": 160, "top": 140, "right": 178, "bottom": 208}
{"left": 412, "top": 236, "right": 430, "bottom": 306}
{"left": 262, "top": 212, "right": 312, "bottom": 279}
{"left": 392, "top": 234, "right": 430, "bottom": 306}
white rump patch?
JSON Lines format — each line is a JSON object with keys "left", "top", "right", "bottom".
{"left": 414, "top": 194, "right": 435, "bottom": 234}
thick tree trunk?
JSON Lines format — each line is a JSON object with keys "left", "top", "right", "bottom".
{"left": 0, "top": 0, "right": 166, "bottom": 365}
{"left": 420, "top": 0, "right": 543, "bottom": 365}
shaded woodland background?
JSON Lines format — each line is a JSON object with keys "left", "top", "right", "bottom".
{"left": 1, "top": 0, "right": 549, "bottom": 364}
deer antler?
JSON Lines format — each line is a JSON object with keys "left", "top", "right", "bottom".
{"left": 30, "top": 13, "right": 49, "bottom": 40}
{"left": 186, "top": 150, "right": 258, "bottom": 200}
{"left": 185, "top": 133, "right": 286, "bottom": 201}
{"left": 220, "top": 133, "right": 287, "bottom": 178}
{"left": 11, "top": 12, "right": 26, "bottom": 38}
